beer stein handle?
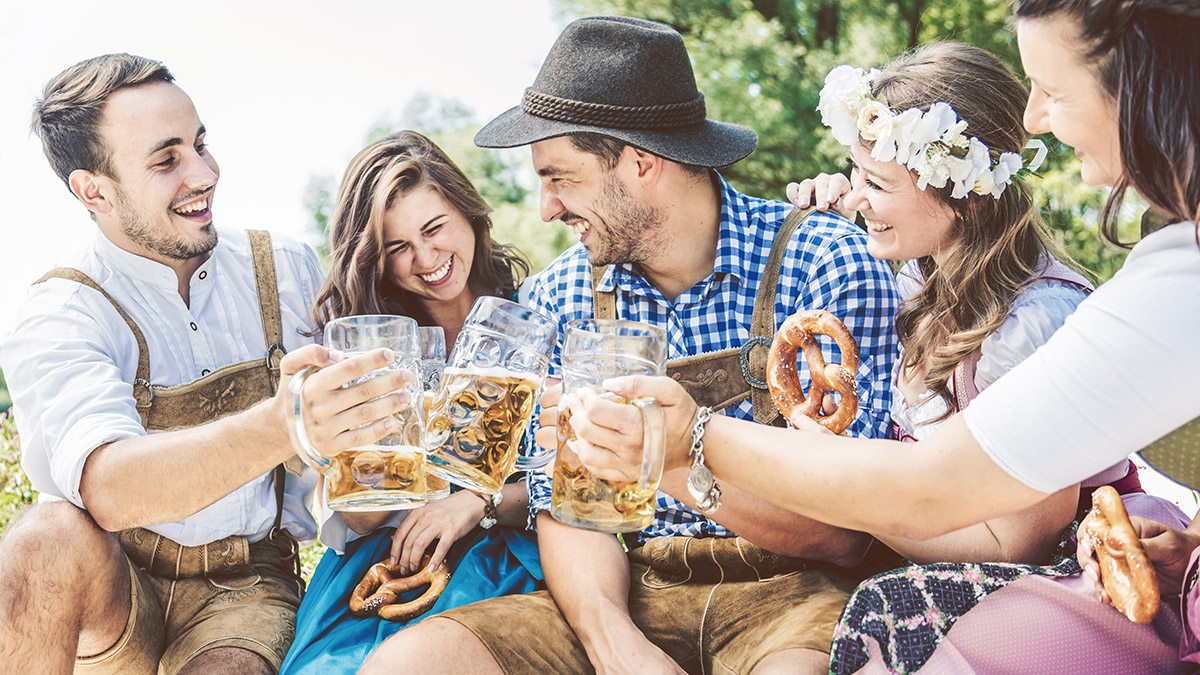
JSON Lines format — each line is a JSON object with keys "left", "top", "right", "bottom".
{"left": 288, "top": 366, "right": 332, "bottom": 472}
{"left": 514, "top": 445, "right": 557, "bottom": 472}
{"left": 631, "top": 397, "right": 666, "bottom": 491}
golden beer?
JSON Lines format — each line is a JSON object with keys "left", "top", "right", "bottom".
{"left": 421, "top": 392, "right": 452, "bottom": 501}
{"left": 326, "top": 444, "right": 431, "bottom": 511}
{"left": 551, "top": 406, "right": 658, "bottom": 532}
{"left": 425, "top": 366, "right": 539, "bottom": 493}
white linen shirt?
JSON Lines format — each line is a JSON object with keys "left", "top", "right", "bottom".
{"left": 0, "top": 229, "right": 323, "bottom": 546}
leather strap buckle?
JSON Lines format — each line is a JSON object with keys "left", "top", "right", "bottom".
{"left": 738, "top": 337, "right": 772, "bottom": 389}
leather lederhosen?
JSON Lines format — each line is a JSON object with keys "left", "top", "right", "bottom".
{"left": 591, "top": 206, "right": 818, "bottom": 426}
{"left": 36, "top": 230, "right": 305, "bottom": 583}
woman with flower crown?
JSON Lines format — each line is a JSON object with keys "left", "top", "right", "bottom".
{"left": 550, "top": 12, "right": 1200, "bottom": 670}
{"left": 776, "top": 41, "right": 1191, "bottom": 674}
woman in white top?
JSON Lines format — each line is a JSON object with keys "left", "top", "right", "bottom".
{"left": 554, "top": 1, "right": 1200, "bottom": 671}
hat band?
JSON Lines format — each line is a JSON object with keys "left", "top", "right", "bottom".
{"left": 521, "top": 89, "right": 707, "bottom": 131}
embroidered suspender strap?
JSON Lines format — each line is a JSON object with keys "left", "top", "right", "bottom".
{"left": 35, "top": 268, "right": 156, "bottom": 426}
{"left": 747, "top": 206, "right": 817, "bottom": 425}
{"left": 592, "top": 263, "right": 616, "bottom": 320}
{"left": 247, "top": 230, "right": 286, "bottom": 392}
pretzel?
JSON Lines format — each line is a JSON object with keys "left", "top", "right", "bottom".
{"left": 349, "top": 556, "right": 451, "bottom": 622}
{"left": 1082, "top": 486, "right": 1159, "bottom": 624}
{"left": 766, "top": 310, "right": 859, "bottom": 435}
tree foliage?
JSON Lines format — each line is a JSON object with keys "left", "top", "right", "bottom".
{"left": 0, "top": 412, "right": 35, "bottom": 535}
{"left": 555, "top": 0, "right": 1136, "bottom": 280}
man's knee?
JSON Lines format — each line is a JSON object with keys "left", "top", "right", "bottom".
{"left": 0, "top": 501, "right": 119, "bottom": 575}
{"left": 362, "top": 618, "right": 498, "bottom": 675}
{"left": 177, "top": 646, "right": 273, "bottom": 675}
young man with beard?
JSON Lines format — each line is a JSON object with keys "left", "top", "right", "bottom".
{"left": 362, "top": 17, "right": 900, "bottom": 675}
{"left": 0, "top": 54, "right": 407, "bottom": 674}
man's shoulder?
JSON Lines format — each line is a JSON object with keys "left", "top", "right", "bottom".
{"left": 532, "top": 243, "right": 592, "bottom": 289}
{"left": 216, "top": 228, "right": 315, "bottom": 261}
{"left": 727, "top": 186, "right": 866, "bottom": 248}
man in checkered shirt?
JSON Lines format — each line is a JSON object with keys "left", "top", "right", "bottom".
{"left": 362, "top": 17, "right": 899, "bottom": 675}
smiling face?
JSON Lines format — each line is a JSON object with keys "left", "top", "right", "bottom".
{"left": 531, "top": 136, "right": 661, "bottom": 267}
{"left": 381, "top": 184, "right": 477, "bottom": 310}
{"left": 92, "top": 81, "right": 220, "bottom": 263}
{"left": 842, "top": 142, "right": 958, "bottom": 264}
{"left": 1019, "top": 15, "right": 1122, "bottom": 187}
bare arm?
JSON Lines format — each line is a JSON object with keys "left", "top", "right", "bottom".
{"left": 537, "top": 513, "right": 686, "bottom": 675}
{"left": 79, "top": 346, "right": 410, "bottom": 532}
{"left": 539, "top": 385, "right": 870, "bottom": 564}
{"left": 876, "top": 484, "right": 1079, "bottom": 564}
{"left": 569, "top": 376, "right": 1050, "bottom": 541}
{"left": 655, "top": 468, "right": 871, "bottom": 565}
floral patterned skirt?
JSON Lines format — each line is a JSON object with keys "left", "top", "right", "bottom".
{"left": 829, "top": 525, "right": 1082, "bottom": 675}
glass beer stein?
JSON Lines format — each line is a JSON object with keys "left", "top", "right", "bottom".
{"left": 291, "top": 315, "right": 434, "bottom": 511}
{"left": 551, "top": 319, "right": 667, "bottom": 533}
{"left": 418, "top": 326, "right": 451, "bottom": 502}
{"left": 424, "top": 297, "right": 557, "bottom": 494}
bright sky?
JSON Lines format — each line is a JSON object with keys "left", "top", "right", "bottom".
{"left": 0, "top": 0, "right": 560, "bottom": 337}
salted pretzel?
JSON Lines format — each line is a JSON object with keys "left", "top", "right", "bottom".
{"left": 1082, "top": 486, "right": 1159, "bottom": 624}
{"left": 349, "top": 556, "right": 451, "bottom": 622}
{"left": 766, "top": 309, "right": 859, "bottom": 435}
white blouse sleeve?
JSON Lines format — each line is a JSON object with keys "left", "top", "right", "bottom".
{"left": 973, "top": 280, "right": 1090, "bottom": 392}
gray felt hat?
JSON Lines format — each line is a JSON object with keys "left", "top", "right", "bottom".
{"left": 474, "top": 16, "right": 758, "bottom": 167}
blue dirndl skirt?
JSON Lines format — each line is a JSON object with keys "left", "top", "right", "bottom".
{"left": 280, "top": 525, "right": 543, "bottom": 675}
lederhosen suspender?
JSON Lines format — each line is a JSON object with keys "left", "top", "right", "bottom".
{"left": 35, "top": 230, "right": 302, "bottom": 543}
{"left": 591, "top": 206, "right": 818, "bottom": 425}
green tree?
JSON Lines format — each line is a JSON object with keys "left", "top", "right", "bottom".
{"left": 0, "top": 368, "right": 11, "bottom": 412}
{"left": 555, "top": 0, "right": 1136, "bottom": 281}
{"left": 0, "top": 412, "right": 35, "bottom": 534}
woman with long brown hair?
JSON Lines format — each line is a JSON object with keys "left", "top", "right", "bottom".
{"left": 561, "top": 8, "right": 1200, "bottom": 668}
{"left": 282, "top": 131, "right": 541, "bottom": 674}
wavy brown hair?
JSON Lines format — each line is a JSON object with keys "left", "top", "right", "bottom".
{"left": 1015, "top": 0, "right": 1200, "bottom": 245}
{"left": 312, "top": 131, "right": 529, "bottom": 332}
{"left": 872, "top": 43, "right": 1076, "bottom": 417}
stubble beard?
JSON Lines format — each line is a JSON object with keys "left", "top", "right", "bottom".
{"left": 586, "top": 172, "right": 663, "bottom": 267}
{"left": 114, "top": 185, "right": 218, "bottom": 262}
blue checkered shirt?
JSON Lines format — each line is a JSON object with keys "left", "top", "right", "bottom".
{"left": 526, "top": 174, "right": 899, "bottom": 543}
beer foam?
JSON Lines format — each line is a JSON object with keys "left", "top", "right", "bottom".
{"left": 442, "top": 366, "right": 541, "bottom": 384}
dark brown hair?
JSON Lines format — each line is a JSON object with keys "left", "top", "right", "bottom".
{"left": 1015, "top": 0, "right": 1200, "bottom": 243}
{"left": 568, "top": 132, "right": 708, "bottom": 178}
{"left": 31, "top": 53, "right": 174, "bottom": 187}
{"left": 312, "top": 131, "right": 529, "bottom": 331}
{"left": 874, "top": 43, "right": 1075, "bottom": 417}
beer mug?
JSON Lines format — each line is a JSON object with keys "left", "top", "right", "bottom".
{"left": 425, "top": 297, "right": 557, "bottom": 494}
{"left": 551, "top": 319, "right": 667, "bottom": 533}
{"left": 418, "top": 326, "right": 450, "bottom": 502}
{"left": 291, "top": 315, "right": 433, "bottom": 511}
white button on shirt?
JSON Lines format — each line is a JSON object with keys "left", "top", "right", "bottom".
{"left": 0, "top": 229, "right": 324, "bottom": 546}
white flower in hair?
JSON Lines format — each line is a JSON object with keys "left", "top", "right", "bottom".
{"left": 945, "top": 138, "right": 992, "bottom": 199}
{"left": 817, "top": 64, "right": 1039, "bottom": 200}
{"left": 988, "top": 153, "right": 1024, "bottom": 197}
{"left": 818, "top": 65, "right": 879, "bottom": 145}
